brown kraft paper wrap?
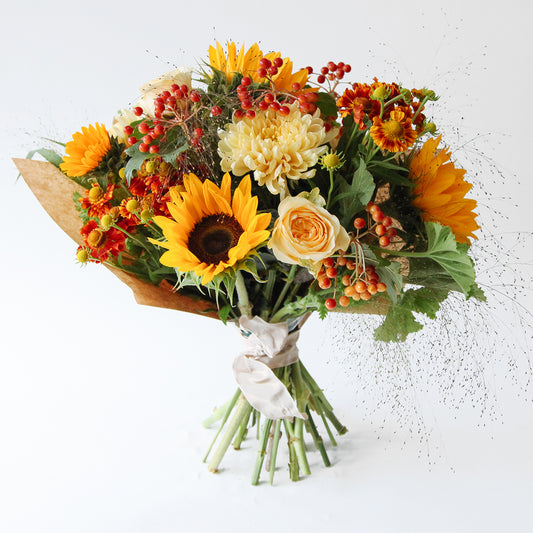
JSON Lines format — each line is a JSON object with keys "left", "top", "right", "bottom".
{"left": 13, "top": 158, "right": 220, "bottom": 319}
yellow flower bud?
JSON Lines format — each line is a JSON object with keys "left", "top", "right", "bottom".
{"left": 372, "top": 86, "right": 389, "bottom": 100}
{"left": 126, "top": 199, "right": 139, "bottom": 213}
{"left": 320, "top": 151, "right": 345, "bottom": 171}
{"left": 145, "top": 160, "right": 156, "bottom": 174}
{"left": 425, "top": 122, "right": 437, "bottom": 134}
{"left": 100, "top": 214, "right": 113, "bottom": 230}
{"left": 76, "top": 249, "right": 89, "bottom": 263}
{"left": 323, "top": 153, "right": 340, "bottom": 169}
{"left": 140, "top": 209, "right": 152, "bottom": 223}
{"left": 119, "top": 168, "right": 126, "bottom": 179}
{"left": 88, "top": 185, "right": 103, "bottom": 202}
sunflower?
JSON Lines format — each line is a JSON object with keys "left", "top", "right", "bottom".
{"left": 370, "top": 108, "right": 418, "bottom": 153}
{"left": 409, "top": 136, "right": 480, "bottom": 244}
{"left": 60, "top": 123, "right": 111, "bottom": 177}
{"left": 207, "top": 41, "right": 310, "bottom": 92}
{"left": 151, "top": 173, "right": 271, "bottom": 284}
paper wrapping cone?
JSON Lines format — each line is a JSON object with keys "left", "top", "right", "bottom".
{"left": 13, "top": 158, "right": 220, "bottom": 319}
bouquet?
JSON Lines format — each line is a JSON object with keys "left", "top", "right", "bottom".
{"left": 16, "top": 41, "right": 482, "bottom": 484}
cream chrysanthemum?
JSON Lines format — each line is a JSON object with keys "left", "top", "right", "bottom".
{"left": 218, "top": 103, "right": 337, "bottom": 195}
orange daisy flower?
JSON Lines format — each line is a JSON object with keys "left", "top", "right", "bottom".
{"left": 410, "top": 136, "right": 480, "bottom": 244}
{"left": 79, "top": 183, "right": 115, "bottom": 218}
{"left": 80, "top": 220, "right": 127, "bottom": 262}
{"left": 370, "top": 108, "right": 418, "bottom": 153}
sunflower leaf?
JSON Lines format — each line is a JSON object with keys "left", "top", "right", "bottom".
{"left": 218, "top": 303, "right": 233, "bottom": 325}
{"left": 25, "top": 148, "right": 63, "bottom": 168}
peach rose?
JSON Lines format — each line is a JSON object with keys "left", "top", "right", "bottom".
{"left": 268, "top": 195, "right": 351, "bottom": 268}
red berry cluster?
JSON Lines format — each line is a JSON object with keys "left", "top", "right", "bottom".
{"left": 315, "top": 61, "right": 352, "bottom": 85}
{"left": 127, "top": 85, "right": 204, "bottom": 153}
{"left": 125, "top": 115, "right": 164, "bottom": 154}
{"left": 232, "top": 74, "right": 320, "bottom": 119}
{"left": 354, "top": 202, "right": 397, "bottom": 247}
{"left": 256, "top": 56, "right": 284, "bottom": 79}
{"left": 318, "top": 256, "right": 387, "bottom": 310}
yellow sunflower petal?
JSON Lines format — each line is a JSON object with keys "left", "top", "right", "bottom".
{"left": 410, "top": 137, "right": 479, "bottom": 243}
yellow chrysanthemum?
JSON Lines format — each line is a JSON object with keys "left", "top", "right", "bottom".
{"left": 151, "top": 173, "right": 271, "bottom": 284}
{"left": 410, "top": 136, "right": 480, "bottom": 244}
{"left": 207, "top": 41, "right": 310, "bottom": 92}
{"left": 60, "top": 123, "right": 111, "bottom": 177}
{"left": 218, "top": 102, "right": 337, "bottom": 195}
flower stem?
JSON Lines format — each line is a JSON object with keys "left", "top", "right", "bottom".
{"left": 326, "top": 169, "right": 335, "bottom": 209}
{"left": 261, "top": 269, "right": 277, "bottom": 321}
{"left": 233, "top": 403, "right": 253, "bottom": 450}
{"left": 202, "top": 388, "right": 241, "bottom": 462}
{"left": 207, "top": 394, "right": 250, "bottom": 472}
{"left": 284, "top": 420, "right": 299, "bottom": 481}
{"left": 269, "top": 419, "right": 282, "bottom": 485}
{"left": 294, "top": 418, "right": 311, "bottom": 475}
{"left": 235, "top": 270, "right": 252, "bottom": 318}
{"left": 269, "top": 265, "right": 297, "bottom": 321}
{"left": 305, "top": 406, "right": 331, "bottom": 467}
{"left": 251, "top": 418, "right": 273, "bottom": 485}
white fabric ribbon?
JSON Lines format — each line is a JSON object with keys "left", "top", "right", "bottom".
{"left": 232, "top": 316, "right": 306, "bottom": 420}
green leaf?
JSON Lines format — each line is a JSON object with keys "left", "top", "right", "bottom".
{"left": 25, "top": 148, "right": 63, "bottom": 167}
{"left": 375, "top": 259, "right": 403, "bottom": 305}
{"left": 423, "top": 222, "right": 476, "bottom": 296}
{"left": 218, "top": 303, "right": 233, "bottom": 325}
{"left": 374, "top": 286, "right": 448, "bottom": 342}
{"left": 157, "top": 126, "right": 189, "bottom": 165}
{"left": 333, "top": 158, "right": 375, "bottom": 225}
{"left": 315, "top": 92, "right": 338, "bottom": 118}
{"left": 374, "top": 305, "right": 424, "bottom": 342}
{"left": 124, "top": 144, "right": 148, "bottom": 182}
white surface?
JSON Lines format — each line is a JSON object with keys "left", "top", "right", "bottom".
{"left": 1, "top": 1, "right": 533, "bottom": 532}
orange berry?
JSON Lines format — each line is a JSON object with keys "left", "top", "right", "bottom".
{"left": 323, "top": 257, "right": 335, "bottom": 268}
{"left": 367, "top": 283, "right": 378, "bottom": 295}
{"left": 355, "top": 281, "right": 367, "bottom": 293}
{"left": 377, "top": 282, "right": 387, "bottom": 293}
{"left": 353, "top": 217, "right": 366, "bottom": 229}
{"left": 337, "top": 256, "right": 347, "bottom": 266}
{"left": 339, "top": 296, "right": 350, "bottom": 307}
{"left": 360, "top": 291, "right": 372, "bottom": 301}
{"left": 372, "top": 210, "right": 384, "bottom": 223}
{"left": 318, "top": 277, "right": 332, "bottom": 289}
{"left": 342, "top": 274, "right": 351, "bottom": 286}
{"left": 352, "top": 292, "right": 361, "bottom": 301}
{"left": 375, "top": 224, "right": 386, "bottom": 236}
{"left": 326, "top": 267, "right": 338, "bottom": 278}
{"left": 344, "top": 285, "right": 357, "bottom": 297}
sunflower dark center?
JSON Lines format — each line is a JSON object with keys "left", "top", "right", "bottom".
{"left": 188, "top": 214, "right": 244, "bottom": 264}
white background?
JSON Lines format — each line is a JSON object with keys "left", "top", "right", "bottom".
{"left": 1, "top": 1, "right": 533, "bottom": 531}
